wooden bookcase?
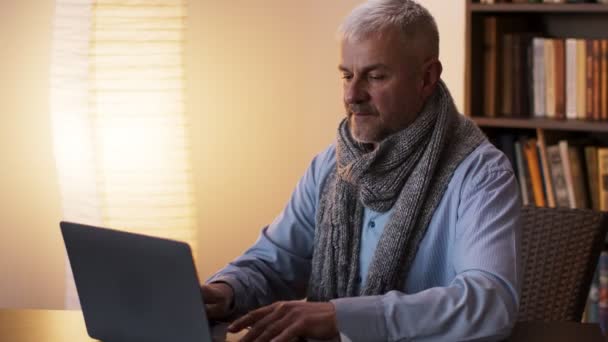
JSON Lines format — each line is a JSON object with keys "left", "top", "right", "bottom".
{"left": 465, "top": 0, "right": 608, "bottom": 138}
{"left": 464, "top": 1, "right": 608, "bottom": 324}
{"left": 465, "top": 0, "right": 608, "bottom": 207}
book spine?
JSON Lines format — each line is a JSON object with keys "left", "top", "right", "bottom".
{"left": 598, "top": 148, "right": 608, "bottom": 211}
{"left": 483, "top": 17, "right": 498, "bottom": 118}
{"left": 537, "top": 129, "right": 555, "bottom": 207}
{"left": 547, "top": 145, "right": 570, "bottom": 208}
{"left": 567, "top": 146, "right": 589, "bottom": 209}
{"left": 545, "top": 39, "right": 556, "bottom": 119}
{"left": 533, "top": 38, "right": 546, "bottom": 118}
{"left": 577, "top": 39, "right": 587, "bottom": 120}
{"left": 566, "top": 38, "right": 578, "bottom": 120}
{"left": 524, "top": 138, "right": 546, "bottom": 207}
{"left": 559, "top": 140, "right": 577, "bottom": 209}
{"left": 513, "top": 35, "right": 523, "bottom": 117}
{"left": 601, "top": 40, "right": 607, "bottom": 120}
{"left": 554, "top": 39, "right": 566, "bottom": 119}
{"left": 587, "top": 39, "right": 594, "bottom": 120}
{"left": 503, "top": 34, "right": 514, "bottom": 117}
{"left": 594, "top": 40, "right": 601, "bottom": 121}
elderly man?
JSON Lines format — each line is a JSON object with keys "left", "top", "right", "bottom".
{"left": 202, "top": 0, "right": 521, "bottom": 341}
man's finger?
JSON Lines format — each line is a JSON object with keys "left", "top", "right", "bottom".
{"left": 251, "top": 314, "right": 294, "bottom": 342}
{"left": 228, "top": 305, "right": 274, "bottom": 332}
{"left": 239, "top": 305, "right": 288, "bottom": 342}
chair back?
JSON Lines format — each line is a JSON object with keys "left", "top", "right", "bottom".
{"left": 518, "top": 206, "right": 608, "bottom": 322}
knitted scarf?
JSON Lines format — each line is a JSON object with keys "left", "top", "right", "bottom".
{"left": 307, "top": 81, "right": 486, "bottom": 301}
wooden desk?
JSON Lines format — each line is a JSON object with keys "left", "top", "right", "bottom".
{"left": 0, "top": 309, "right": 244, "bottom": 342}
{"left": 0, "top": 309, "right": 604, "bottom": 341}
{"left": 508, "top": 321, "right": 605, "bottom": 342}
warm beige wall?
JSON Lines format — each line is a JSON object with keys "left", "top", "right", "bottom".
{"left": 419, "top": 0, "right": 466, "bottom": 112}
{"left": 0, "top": 0, "right": 65, "bottom": 309}
{"left": 187, "top": 1, "right": 346, "bottom": 278}
{"left": 188, "top": 0, "right": 466, "bottom": 279}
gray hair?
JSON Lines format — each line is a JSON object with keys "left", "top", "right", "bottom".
{"left": 339, "top": 0, "right": 440, "bottom": 60}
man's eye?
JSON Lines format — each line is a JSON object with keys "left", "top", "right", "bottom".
{"left": 369, "top": 74, "right": 385, "bottom": 80}
{"left": 341, "top": 74, "right": 353, "bottom": 80}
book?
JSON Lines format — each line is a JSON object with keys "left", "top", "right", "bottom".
{"left": 566, "top": 39, "right": 578, "bottom": 120}
{"left": 519, "top": 34, "right": 534, "bottom": 117}
{"left": 483, "top": 17, "right": 500, "bottom": 118}
{"left": 598, "top": 148, "right": 608, "bottom": 211}
{"left": 547, "top": 144, "right": 570, "bottom": 208}
{"left": 537, "top": 130, "right": 555, "bottom": 207}
{"left": 594, "top": 40, "right": 601, "bottom": 121}
{"left": 587, "top": 40, "right": 595, "bottom": 120}
{"left": 545, "top": 39, "right": 556, "bottom": 119}
{"left": 601, "top": 40, "right": 607, "bottom": 120}
{"left": 523, "top": 138, "right": 546, "bottom": 207}
{"left": 577, "top": 39, "right": 587, "bottom": 120}
{"left": 533, "top": 38, "right": 546, "bottom": 118}
{"left": 502, "top": 34, "right": 514, "bottom": 117}
{"left": 559, "top": 140, "right": 578, "bottom": 208}
{"left": 554, "top": 39, "right": 566, "bottom": 119}
{"left": 567, "top": 145, "right": 589, "bottom": 209}
{"left": 510, "top": 34, "right": 534, "bottom": 117}
{"left": 512, "top": 35, "right": 523, "bottom": 117}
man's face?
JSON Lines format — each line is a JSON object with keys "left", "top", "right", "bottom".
{"left": 339, "top": 29, "right": 425, "bottom": 144}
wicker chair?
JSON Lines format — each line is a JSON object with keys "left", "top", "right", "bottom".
{"left": 518, "top": 206, "right": 608, "bottom": 322}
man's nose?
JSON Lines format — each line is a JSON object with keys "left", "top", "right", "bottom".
{"left": 344, "top": 78, "right": 370, "bottom": 104}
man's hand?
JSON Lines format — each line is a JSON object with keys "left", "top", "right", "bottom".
{"left": 200, "top": 283, "right": 234, "bottom": 320}
{"left": 228, "top": 301, "right": 339, "bottom": 342}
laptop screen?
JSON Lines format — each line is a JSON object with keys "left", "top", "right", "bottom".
{"left": 61, "top": 221, "right": 213, "bottom": 342}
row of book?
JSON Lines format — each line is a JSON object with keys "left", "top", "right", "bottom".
{"left": 480, "top": 0, "right": 608, "bottom": 3}
{"left": 498, "top": 133, "right": 608, "bottom": 329}
{"left": 493, "top": 133, "right": 608, "bottom": 209}
{"left": 531, "top": 38, "right": 607, "bottom": 121}
{"left": 483, "top": 19, "right": 608, "bottom": 120}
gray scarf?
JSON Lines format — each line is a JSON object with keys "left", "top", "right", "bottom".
{"left": 307, "top": 81, "right": 486, "bottom": 301}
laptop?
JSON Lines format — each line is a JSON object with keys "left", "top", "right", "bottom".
{"left": 60, "top": 221, "right": 215, "bottom": 342}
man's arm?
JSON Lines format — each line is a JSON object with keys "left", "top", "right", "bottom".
{"left": 331, "top": 168, "right": 521, "bottom": 341}
{"left": 205, "top": 147, "right": 335, "bottom": 318}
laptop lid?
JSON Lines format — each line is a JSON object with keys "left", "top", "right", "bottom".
{"left": 60, "top": 221, "right": 212, "bottom": 342}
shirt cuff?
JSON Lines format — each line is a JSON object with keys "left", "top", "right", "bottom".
{"left": 330, "top": 296, "right": 387, "bottom": 341}
{"left": 207, "top": 275, "right": 248, "bottom": 320}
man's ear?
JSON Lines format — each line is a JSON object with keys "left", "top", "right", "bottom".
{"left": 421, "top": 59, "right": 443, "bottom": 100}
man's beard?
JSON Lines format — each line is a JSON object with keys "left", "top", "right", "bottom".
{"left": 345, "top": 104, "right": 384, "bottom": 146}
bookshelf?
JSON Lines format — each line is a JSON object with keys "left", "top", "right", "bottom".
{"left": 466, "top": 1, "right": 608, "bottom": 122}
{"left": 465, "top": 0, "right": 608, "bottom": 325}
{"left": 464, "top": 0, "right": 608, "bottom": 181}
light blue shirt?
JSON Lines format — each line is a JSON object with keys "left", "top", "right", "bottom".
{"left": 208, "top": 140, "right": 521, "bottom": 341}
